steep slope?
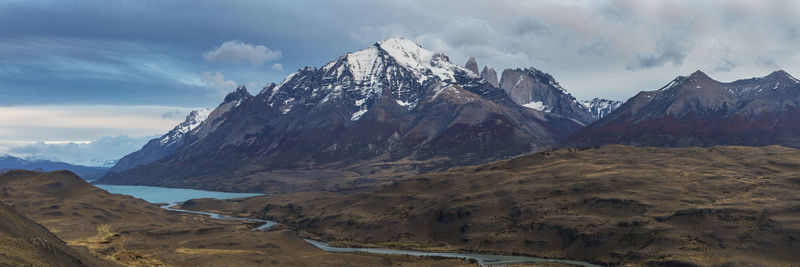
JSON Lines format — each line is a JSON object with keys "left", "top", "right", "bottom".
{"left": 108, "top": 86, "right": 251, "bottom": 173}
{"left": 185, "top": 145, "right": 800, "bottom": 266}
{"left": 0, "top": 155, "right": 108, "bottom": 180}
{"left": 565, "top": 70, "right": 800, "bottom": 147}
{"left": 0, "top": 201, "right": 110, "bottom": 267}
{"left": 579, "top": 98, "right": 623, "bottom": 119}
{"left": 499, "top": 68, "right": 596, "bottom": 124}
{"left": 97, "top": 37, "right": 582, "bottom": 192}
{"left": 480, "top": 66, "right": 498, "bottom": 88}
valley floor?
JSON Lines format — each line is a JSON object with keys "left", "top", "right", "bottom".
{"left": 180, "top": 145, "right": 800, "bottom": 266}
{"left": 0, "top": 170, "right": 479, "bottom": 266}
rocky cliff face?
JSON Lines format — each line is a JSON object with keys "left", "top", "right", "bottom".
{"left": 499, "top": 68, "right": 596, "bottom": 125}
{"left": 480, "top": 66, "right": 498, "bottom": 88}
{"left": 97, "top": 38, "right": 582, "bottom": 190}
{"left": 464, "top": 56, "right": 479, "bottom": 74}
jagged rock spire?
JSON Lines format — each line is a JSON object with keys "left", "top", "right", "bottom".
{"left": 464, "top": 57, "right": 479, "bottom": 74}
{"left": 224, "top": 85, "right": 253, "bottom": 103}
{"left": 480, "top": 66, "right": 498, "bottom": 87}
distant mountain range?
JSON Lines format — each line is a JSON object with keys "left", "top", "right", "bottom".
{"left": 0, "top": 155, "right": 108, "bottom": 180}
{"left": 98, "top": 37, "right": 597, "bottom": 190}
{"left": 565, "top": 70, "right": 800, "bottom": 147}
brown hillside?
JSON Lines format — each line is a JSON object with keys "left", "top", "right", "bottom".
{"left": 0, "top": 200, "right": 113, "bottom": 266}
{"left": 0, "top": 170, "right": 474, "bottom": 266}
{"left": 183, "top": 145, "right": 800, "bottom": 266}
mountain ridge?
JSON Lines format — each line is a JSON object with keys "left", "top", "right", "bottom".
{"left": 97, "top": 37, "right": 582, "bottom": 192}
{"left": 108, "top": 87, "right": 251, "bottom": 173}
{"left": 564, "top": 69, "right": 800, "bottom": 147}
{"left": 0, "top": 155, "right": 108, "bottom": 180}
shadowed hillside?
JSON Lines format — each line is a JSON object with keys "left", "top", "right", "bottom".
{"left": 0, "top": 200, "right": 112, "bottom": 266}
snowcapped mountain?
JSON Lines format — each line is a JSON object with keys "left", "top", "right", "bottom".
{"left": 564, "top": 70, "right": 800, "bottom": 148}
{"left": 498, "top": 67, "right": 596, "bottom": 124}
{"left": 580, "top": 98, "right": 623, "bottom": 119}
{"left": 258, "top": 37, "right": 492, "bottom": 119}
{"left": 98, "top": 37, "right": 582, "bottom": 191}
{"left": 107, "top": 86, "right": 251, "bottom": 173}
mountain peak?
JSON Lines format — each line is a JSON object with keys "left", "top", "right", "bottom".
{"left": 660, "top": 70, "right": 718, "bottom": 91}
{"left": 376, "top": 36, "right": 417, "bottom": 47}
{"left": 465, "top": 57, "right": 479, "bottom": 74}
{"left": 374, "top": 37, "right": 437, "bottom": 67}
{"left": 321, "top": 36, "right": 463, "bottom": 86}
{"left": 375, "top": 37, "right": 431, "bottom": 64}
{"left": 224, "top": 85, "right": 252, "bottom": 103}
{"left": 265, "top": 36, "right": 474, "bottom": 116}
{"left": 765, "top": 69, "right": 799, "bottom": 83}
{"left": 158, "top": 108, "right": 211, "bottom": 146}
{"left": 480, "top": 66, "right": 498, "bottom": 87}
{"left": 689, "top": 70, "right": 710, "bottom": 79}
{"left": 518, "top": 67, "right": 559, "bottom": 86}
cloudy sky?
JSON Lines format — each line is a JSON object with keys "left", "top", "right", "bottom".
{"left": 1, "top": 0, "right": 799, "bottom": 165}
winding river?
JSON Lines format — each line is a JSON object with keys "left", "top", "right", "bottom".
{"left": 97, "top": 185, "right": 603, "bottom": 267}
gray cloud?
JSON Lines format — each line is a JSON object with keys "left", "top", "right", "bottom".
{"left": 203, "top": 40, "right": 281, "bottom": 66}
{"left": 441, "top": 18, "right": 497, "bottom": 47}
{"left": 757, "top": 56, "right": 781, "bottom": 70}
{"left": 713, "top": 58, "right": 738, "bottom": 72}
{"left": 202, "top": 71, "right": 237, "bottom": 96}
{"left": 161, "top": 109, "right": 187, "bottom": 119}
{"left": 579, "top": 37, "right": 612, "bottom": 56}
{"left": 1, "top": 0, "right": 799, "bottom": 106}
{"left": 509, "top": 16, "right": 552, "bottom": 36}
{"left": 626, "top": 35, "right": 690, "bottom": 70}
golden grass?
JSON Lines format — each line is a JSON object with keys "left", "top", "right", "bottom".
{"left": 174, "top": 248, "right": 265, "bottom": 255}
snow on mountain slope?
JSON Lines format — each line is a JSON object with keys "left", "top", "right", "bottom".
{"left": 522, "top": 101, "right": 551, "bottom": 112}
{"left": 262, "top": 37, "right": 482, "bottom": 118}
{"left": 158, "top": 108, "right": 210, "bottom": 146}
{"left": 108, "top": 87, "right": 252, "bottom": 173}
{"left": 579, "top": 98, "right": 623, "bottom": 119}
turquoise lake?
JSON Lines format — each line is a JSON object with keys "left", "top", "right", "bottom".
{"left": 95, "top": 184, "right": 263, "bottom": 204}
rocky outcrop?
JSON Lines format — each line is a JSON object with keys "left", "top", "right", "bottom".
{"left": 464, "top": 57, "right": 479, "bottom": 74}
{"left": 480, "top": 66, "right": 498, "bottom": 88}
{"left": 499, "top": 68, "right": 596, "bottom": 124}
